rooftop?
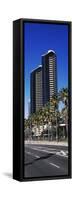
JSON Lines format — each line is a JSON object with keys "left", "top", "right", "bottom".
{"left": 30, "top": 65, "right": 42, "bottom": 74}
{"left": 42, "top": 50, "right": 56, "bottom": 57}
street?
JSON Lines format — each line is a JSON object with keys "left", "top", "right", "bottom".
{"left": 24, "top": 143, "right": 68, "bottom": 178}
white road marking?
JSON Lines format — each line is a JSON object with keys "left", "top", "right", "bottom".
{"left": 49, "top": 162, "right": 60, "bottom": 169}
{"left": 60, "top": 150, "right": 67, "bottom": 156}
{"left": 47, "top": 148, "right": 57, "bottom": 151}
{"left": 56, "top": 151, "right": 68, "bottom": 158}
{"left": 36, "top": 146, "right": 56, "bottom": 151}
{"left": 29, "top": 147, "right": 56, "bottom": 154}
{"left": 25, "top": 151, "right": 40, "bottom": 159}
{"left": 25, "top": 146, "right": 68, "bottom": 158}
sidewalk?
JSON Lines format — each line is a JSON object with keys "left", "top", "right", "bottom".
{"left": 25, "top": 140, "right": 68, "bottom": 146}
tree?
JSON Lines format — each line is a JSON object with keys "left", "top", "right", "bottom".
{"left": 58, "top": 88, "right": 68, "bottom": 138}
{"left": 50, "top": 95, "right": 59, "bottom": 141}
{"left": 58, "top": 88, "right": 68, "bottom": 106}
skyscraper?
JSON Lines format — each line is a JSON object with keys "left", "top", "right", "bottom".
{"left": 30, "top": 50, "right": 57, "bottom": 114}
{"left": 28, "top": 99, "right": 30, "bottom": 117}
{"left": 42, "top": 50, "right": 57, "bottom": 106}
{"left": 30, "top": 65, "right": 42, "bottom": 114}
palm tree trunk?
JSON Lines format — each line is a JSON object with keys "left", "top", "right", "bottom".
{"left": 42, "top": 121, "right": 44, "bottom": 140}
{"left": 48, "top": 121, "right": 49, "bottom": 141}
{"left": 56, "top": 117, "right": 58, "bottom": 142}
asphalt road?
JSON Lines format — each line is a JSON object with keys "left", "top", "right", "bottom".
{"left": 24, "top": 143, "right": 68, "bottom": 178}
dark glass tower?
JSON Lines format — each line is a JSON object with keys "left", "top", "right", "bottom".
{"left": 30, "top": 50, "right": 57, "bottom": 114}
{"left": 30, "top": 65, "right": 42, "bottom": 114}
{"left": 42, "top": 50, "right": 57, "bottom": 106}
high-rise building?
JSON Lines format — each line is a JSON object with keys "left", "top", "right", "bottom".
{"left": 30, "top": 65, "right": 42, "bottom": 114}
{"left": 28, "top": 99, "right": 30, "bottom": 117}
{"left": 42, "top": 50, "right": 57, "bottom": 106}
{"left": 30, "top": 50, "right": 57, "bottom": 114}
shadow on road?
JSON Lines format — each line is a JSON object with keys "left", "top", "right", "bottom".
{"left": 25, "top": 153, "right": 54, "bottom": 166}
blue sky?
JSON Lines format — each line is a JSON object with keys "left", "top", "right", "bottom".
{"left": 24, "top": 22, "right": 68, "bottom": 118}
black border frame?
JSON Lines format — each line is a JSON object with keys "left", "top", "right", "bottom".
{"left": 13, "top": 18, "right": 72, "bottom": 182}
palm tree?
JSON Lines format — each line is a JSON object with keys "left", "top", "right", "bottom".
{"left": 45, "top": 102, "right": 52, "bottom": 140}
{"left": 37, "top": 108, "right": 45, "bottom": 139}
{"left": 30, "top": 113, "right": 38, "bottom": 139}
{"left": 36, "top": 110, "right": 41, "bottom": 138}
{"left": 50, "top": 95, "right": 59, "bottom": 141}
{"left": 58, "top": 88, "right": 68, "bottom": 106}
{"left": 58, "top": 87, "right": 68, "bottom": 139}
